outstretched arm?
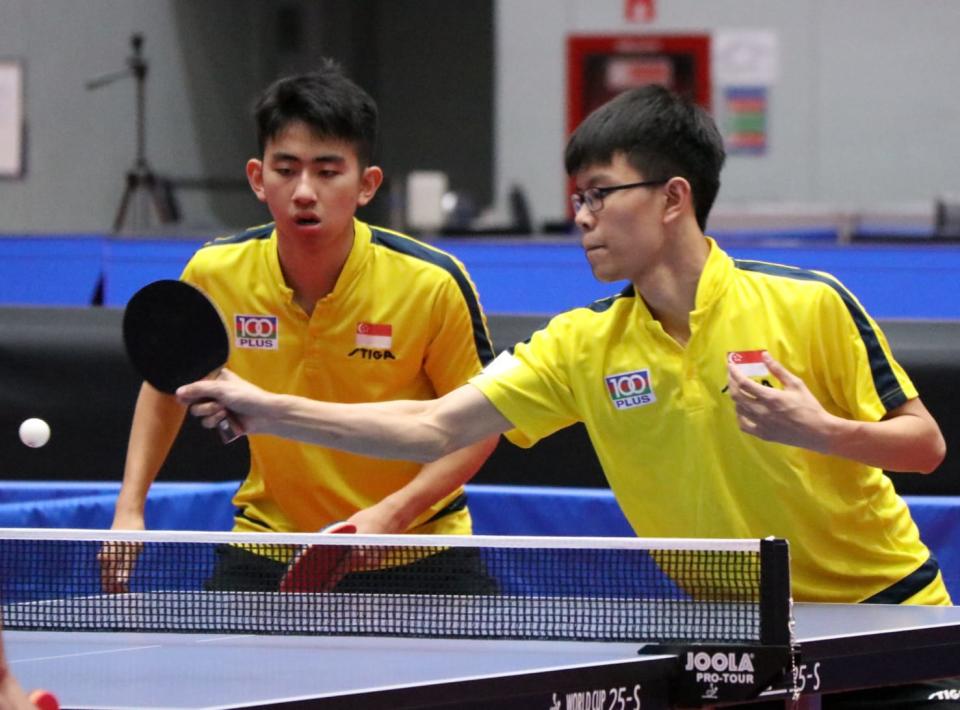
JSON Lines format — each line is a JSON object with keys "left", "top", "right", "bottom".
{"left": 348, "top": 435, "right": 499, "bottom": 533}
{"left": 727, "top": 352, "right": 946, "bottom": 473}
{"left": 177, "top": 370, "right": 513, "bottom": 464}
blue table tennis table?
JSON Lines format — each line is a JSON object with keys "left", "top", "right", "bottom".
{"left": 6, "top": 602, "right": 960, "bottom": 709}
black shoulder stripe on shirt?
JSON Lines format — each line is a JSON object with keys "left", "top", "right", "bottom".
{"left": 370, "top": 228, "right": 495, "bottom": 364}
{"left": 506, "top": 285, "right": 633, "bottom": 354}
{"left": 505, "top": 316, "right": 552, "bottom": 355}
{"left": 202, "top": 222, "right": 275, "bottom": 248}
{"left": 734, "top": 259, "right": 907, "bottom": 411}
{"left": 588, "top": 283, "right": 635, "bottom": 313}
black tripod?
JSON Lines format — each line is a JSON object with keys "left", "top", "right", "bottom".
{"left": 87, "top": 33, "right": 176, "bottom": 232}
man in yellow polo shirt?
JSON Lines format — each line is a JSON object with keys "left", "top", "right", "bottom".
{"left": 179, "top": 86, "right": 957, "bottom": 705}
{"left": 100, "top": 61, "right": 498, "bottom": 594}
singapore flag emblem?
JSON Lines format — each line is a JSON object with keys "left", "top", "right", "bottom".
{"left": 727, "top": 350, "right": 769, "bottom": 377}
{"left": 356, "top": 322, "right": 392, "bottom": 349}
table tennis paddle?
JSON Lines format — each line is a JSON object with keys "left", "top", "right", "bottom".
{"left": 28, "top": 689, "right": 60, "bottom": 710}
{"left": 279, "top": 521, "right": 358, "bottom": 593}
{"left": 123, "top": 279, "right": 240, "bottom": 443}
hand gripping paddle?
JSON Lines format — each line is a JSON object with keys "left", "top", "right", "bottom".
{"left": 123, "top": 279, "right": 240, "bottom": 442}
{"left": 279, "top": 522, "right": 358, "bottom": 593}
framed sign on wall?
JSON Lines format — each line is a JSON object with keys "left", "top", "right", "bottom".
{"left": 565, "top": 35, "right": 711, "bottom": 211}
{"left": 567, "top": 34, "right": 712, "bottom": 137}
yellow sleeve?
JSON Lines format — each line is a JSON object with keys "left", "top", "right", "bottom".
{"left": 811, "top": 275, "right": 917, "bottom": 422}
{"left": 470, "top": 315, "right": 581, "bottom": 448}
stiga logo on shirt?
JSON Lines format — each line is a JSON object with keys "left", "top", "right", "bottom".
{"left": 605, "top": 369, "right": 656, "bottom": 410}
{"left": 234, "top": 315, "right": 278, "bottom": 350}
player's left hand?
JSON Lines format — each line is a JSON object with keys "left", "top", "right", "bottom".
{"left": 727, "top": 352, "right": 835, "bottom": 453}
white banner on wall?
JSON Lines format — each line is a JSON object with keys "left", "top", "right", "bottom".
{"left": 0, "top": 60, "right": 24, "bottom": 177}
{"left": 713, "top": 30, "right": 779, "bottom": 86}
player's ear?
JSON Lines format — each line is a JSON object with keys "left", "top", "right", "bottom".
{"left": 246, "top": 158, "right": 266, "bottom": 203}
{"left": 357, "top": 166, "right": 384, "bottom": 207}
{"left": 662, "top": 176, "right": 692, "bottom": 226}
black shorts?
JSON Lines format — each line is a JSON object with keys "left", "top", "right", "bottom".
{"left": 203, "top": 542, "right": 498, "bottom": 595}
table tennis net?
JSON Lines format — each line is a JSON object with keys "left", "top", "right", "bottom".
{"left": 0, "top": 531, "right": 790, "bottom": 644}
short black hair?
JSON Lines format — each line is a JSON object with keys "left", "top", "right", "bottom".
{"left": 254, "top": 59, "right": 378, "bottom": 166}
{"left": 565, "top": 85, "right": 725, "bottom": 230}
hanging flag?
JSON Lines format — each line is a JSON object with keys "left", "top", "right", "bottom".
{"left": 725, "top": 86, "right": 768, "bottom": 156}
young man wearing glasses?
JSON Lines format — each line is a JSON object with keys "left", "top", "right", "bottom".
{"left": 179, "top": 83, "right": 957, "bottom": 707}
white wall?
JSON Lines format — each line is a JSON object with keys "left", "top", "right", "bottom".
{"left": 0, "top": 0, "right": 495, "bottom": 235}
{"left": 494, "top": 0, "right": 960, "bottom": 228}
{"left": 3, "top": 0, "right": 959, "bottom": 234}
{"left": 0, "top": 0, "right": 270, "bottom": 234}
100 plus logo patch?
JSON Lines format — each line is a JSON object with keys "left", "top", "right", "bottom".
{"left": 234, "top": 315, "right": 278, "bottom": 350}
{"left": 605, "top": 369, "right": 656, "bottom": 410}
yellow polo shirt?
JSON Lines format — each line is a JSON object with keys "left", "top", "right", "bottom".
{"left": 472, "top": 238, "right": 948, "bottom": 604}
{"left": 182, "top": 219, "right": 494, "bottom": 535}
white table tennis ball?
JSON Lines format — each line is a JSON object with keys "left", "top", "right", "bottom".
{"left": 19, "top": 418, "right": 51, "bottom": 448}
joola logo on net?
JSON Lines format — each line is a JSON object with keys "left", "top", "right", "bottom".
{"left": 235, "top": 315, "right": 278, "bottom": 350}
{"left": 684, "top": 651, "right": 755, "bottom": 685}
{"left": 605, "top": 370, "right": 656, "bottom": 410}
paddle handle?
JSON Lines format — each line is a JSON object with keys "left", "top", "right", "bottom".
{"left": 217, "top": 416, "right": 243, "bottom": 444}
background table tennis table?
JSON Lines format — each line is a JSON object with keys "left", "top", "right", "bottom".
{"left": 6, "top": 602, "right": 960, "bottom": 709}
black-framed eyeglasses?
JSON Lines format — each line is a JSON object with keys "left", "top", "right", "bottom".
{"left": 570, "top": 179, "right": 668, "bottom": 213}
